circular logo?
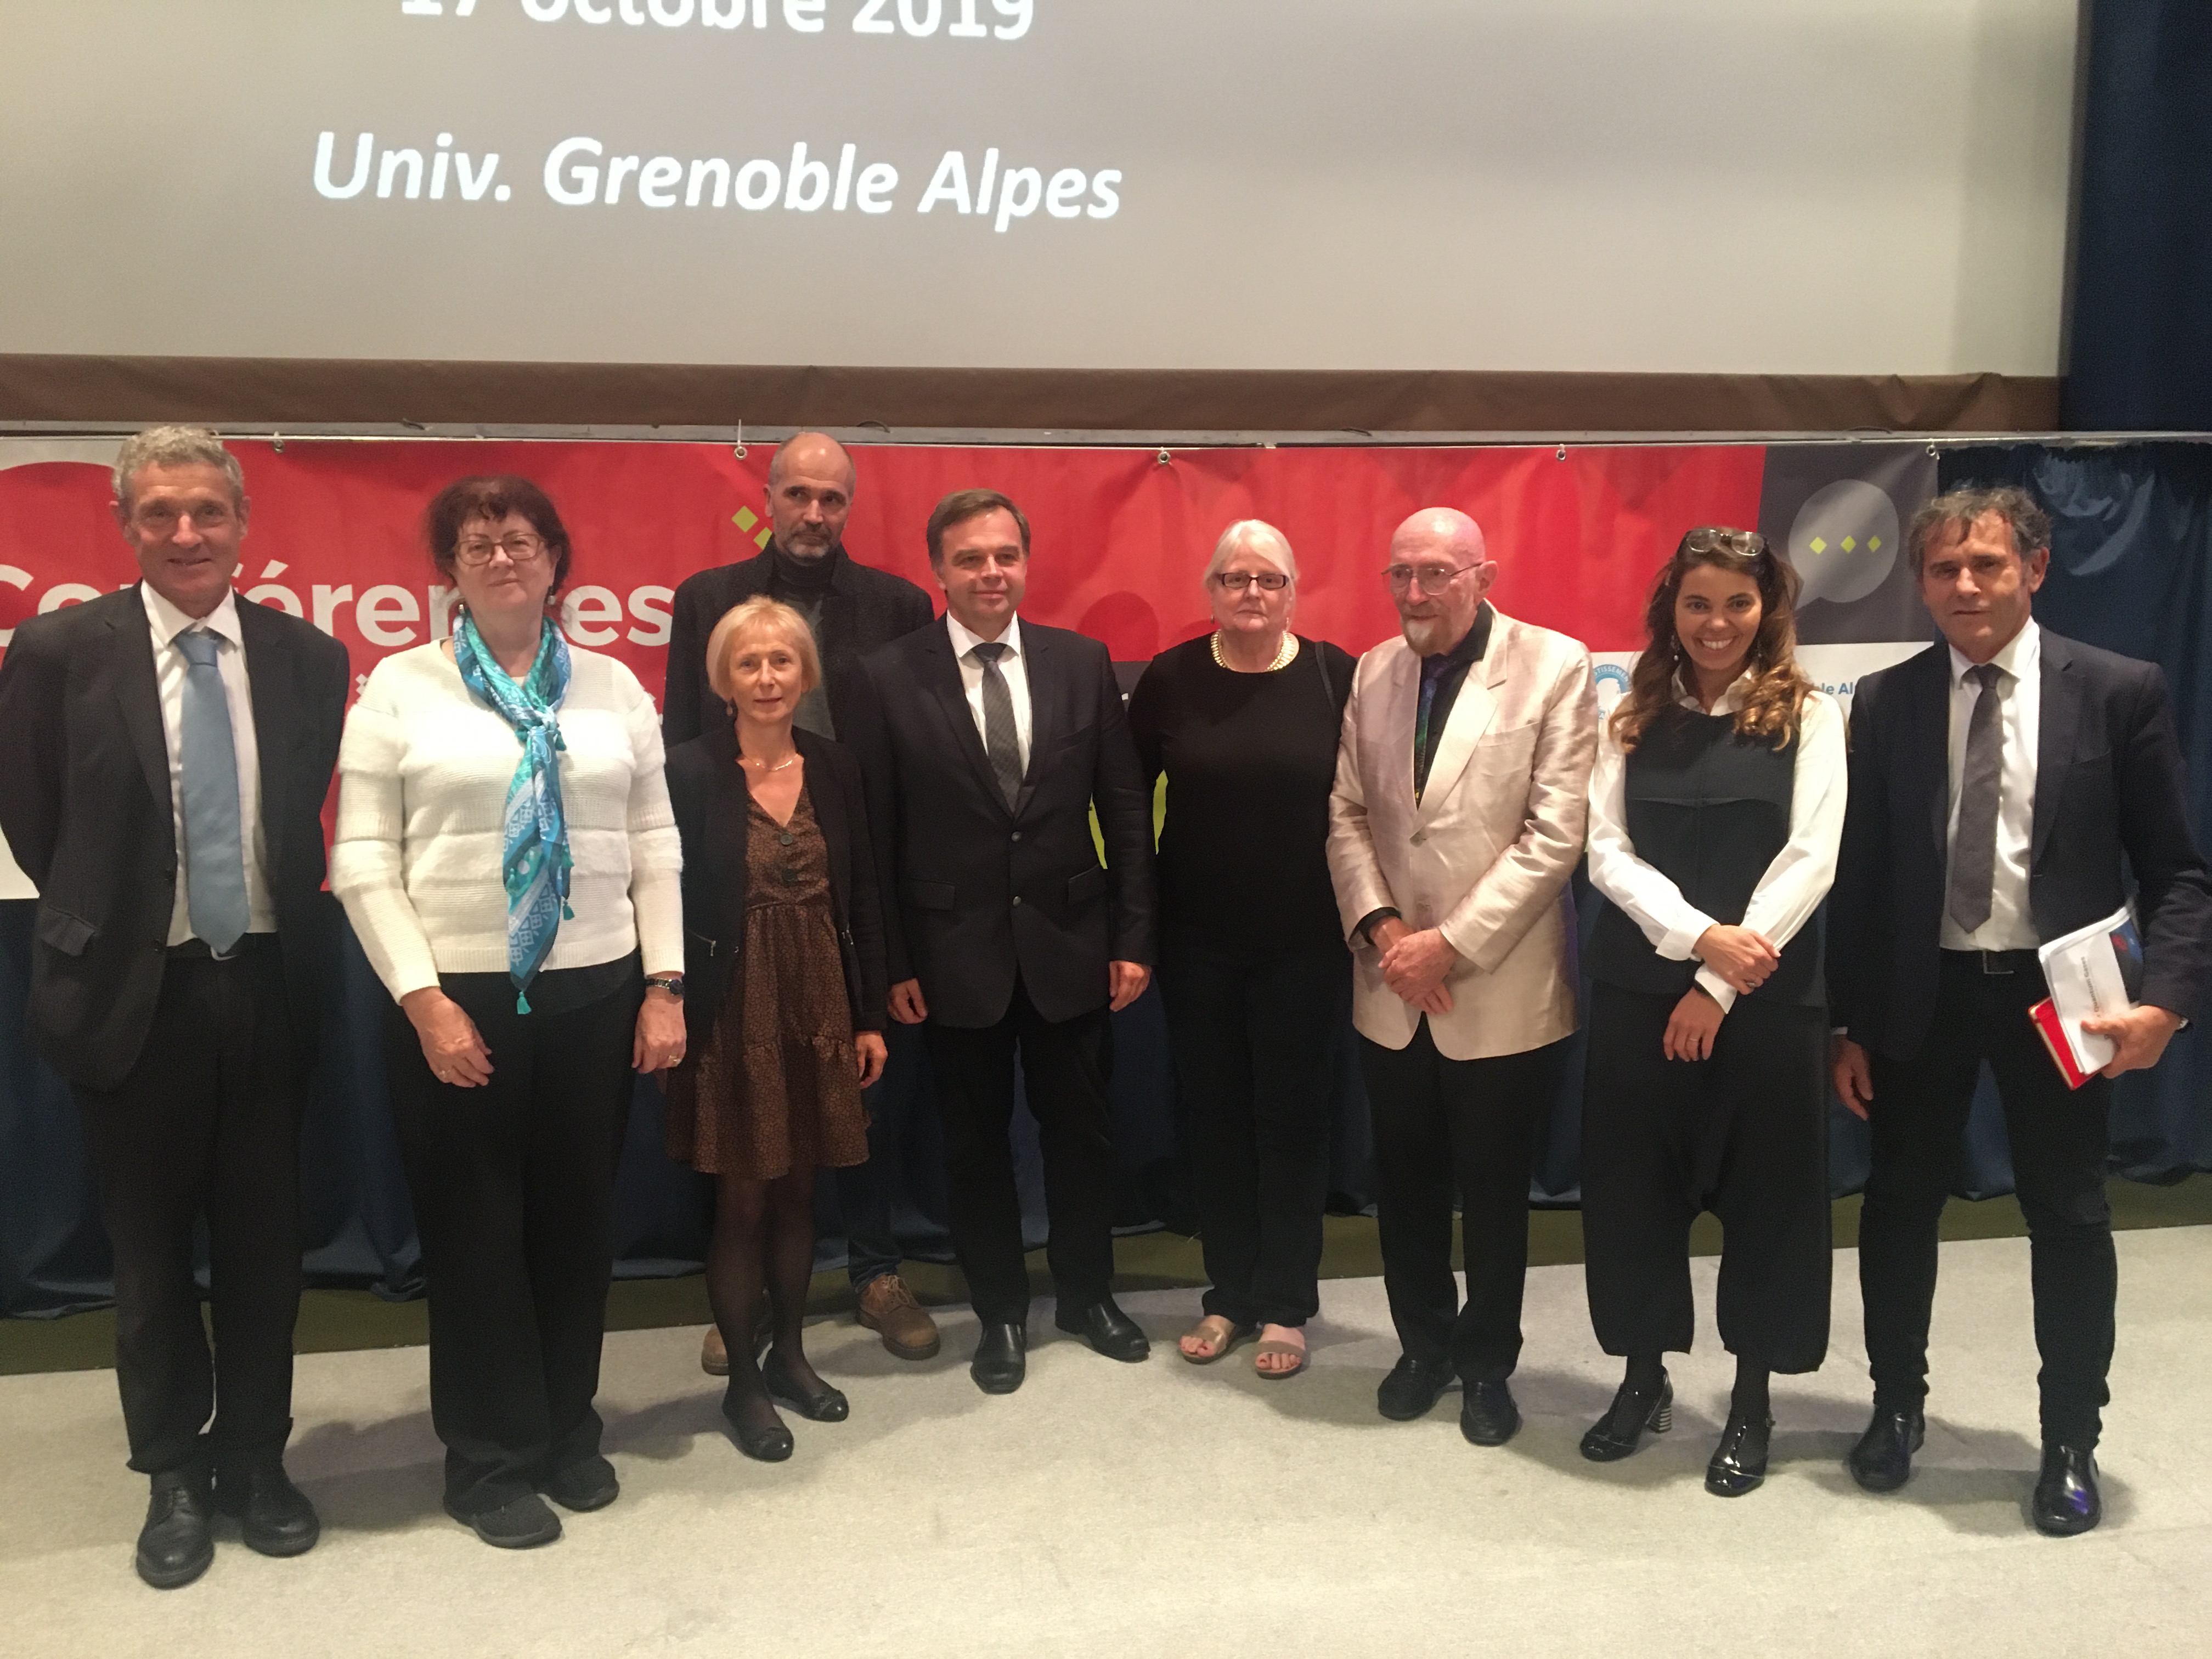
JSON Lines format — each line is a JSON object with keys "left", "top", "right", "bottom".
{"left": 1593, "top": 660, "right": 1632, "bottom": 716}
{"left": 1788, "top": 479, "right": 1900, "bottom": 606}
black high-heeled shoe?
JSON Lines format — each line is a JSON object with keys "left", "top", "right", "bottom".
{"left": 1579, "top": 1371, "right": 1673, "bottom": 1462}
{"left": 1705, "top": 1408, "right": 1773, "bottom": 1496}
{"left": 721, "top": 1388, "right": 795, "bottom": 1462}
{"left": 761, "top": 1353, "right": 850, "bottom": 1423}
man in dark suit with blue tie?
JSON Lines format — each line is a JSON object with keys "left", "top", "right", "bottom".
{"left": 846, "top": 488, "right": 1158, "bottom": 1393}
{"left": 0, "top": 428, "right": 350, "bottom": 1588}
{"left": 1829, "top": 485, "right": 2212, "bottom": 1536}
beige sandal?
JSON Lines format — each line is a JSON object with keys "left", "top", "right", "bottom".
{"left": 1178, "top": 1316, "right": 1255, "bottom": 1364}
{"left": 1253, "top": 1332, "right": 1308, "bottom": 1380}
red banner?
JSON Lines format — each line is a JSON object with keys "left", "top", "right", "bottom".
{"left": 0, "top": 439, "right": 1768, "bottom": 698}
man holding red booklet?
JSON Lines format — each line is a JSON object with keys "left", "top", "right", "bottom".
{"left": 1828, "top": 485, "right": 2212, "bottom": 1537}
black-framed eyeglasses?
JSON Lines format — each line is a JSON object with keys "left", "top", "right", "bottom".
{"left": 455, "top": 533, "right": 548, "bottom": 567}
{"left": 1214, "top": 570, "right": 1289, "bottom": 592}
{"left": 1383, "top": 562, "right": 1479, "bottom": 595}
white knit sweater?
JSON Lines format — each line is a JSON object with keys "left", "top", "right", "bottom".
{"left": 331, "top": 641, "right": 684, "bottom": 1002}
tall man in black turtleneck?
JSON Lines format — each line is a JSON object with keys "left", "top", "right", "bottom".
{"left": 664, "top": 432, "right": 939, "bottom": 1371}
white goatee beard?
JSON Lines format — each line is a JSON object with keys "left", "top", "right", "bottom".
{"left": 1401, "top": 615, "right": 1451, "bottom": 655}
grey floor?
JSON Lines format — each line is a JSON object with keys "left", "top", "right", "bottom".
{"left": 5, "top": 1229, "right": 2211, "bottom": 1659}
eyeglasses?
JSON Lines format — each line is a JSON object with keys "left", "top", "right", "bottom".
{"left": 1383, "top": 562, "right": 1480, "bottom": 595}
{"left": 1681, "top": 527, "right": 1768, "bottom": 557}
{"left": 1214, "top": 570, "right": 1289, "bottom": 592}
{"left": 454, "top": 533, "right": 548, "bottom": 567}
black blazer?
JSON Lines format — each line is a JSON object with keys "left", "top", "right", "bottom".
{"left": 845, "top": 617, "right": 1158, "bottom": 1030}
{"left": 0, "top": 584, "right": 351, "bottom": 1091}
{"left": 662, "top": 545, "right": 936, "bottom": 747}
{"left": 663, "top": 721, "right": 889, "bottom": 1053}
{"left": 1827, "top": 627, "right": 2212, "bottom": 1060}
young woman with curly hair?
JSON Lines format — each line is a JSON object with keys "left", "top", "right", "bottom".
{"left": 1573, "top": 527, "right": 1848, "bottom": 1497}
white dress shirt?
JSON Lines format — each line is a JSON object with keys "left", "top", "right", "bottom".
{"left": 944, "top": 610, "right": 1033, "bottom": 774}
{"left": 142, "top": 583, "right": 274, "bottom": 945}
{"left": 1585, "top": 674, "right": 1847, "bottom": 1011}
{"left": 1940, "top": 619, "right": 2040, "bottom": 951}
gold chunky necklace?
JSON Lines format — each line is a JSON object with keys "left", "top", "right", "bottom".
{"left": 1210, "top": 630, "right": 1300, "bottom": 672}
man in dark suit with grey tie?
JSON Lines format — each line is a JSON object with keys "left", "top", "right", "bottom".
{"left": 845, "top": 488, "right": 1158, "bottom": 1394}
{"left": 1829, "top": 485, "right": 2212, "bottom": 1536}
{"left": 0, "top": 428, "right": 350, "bottom": 1588}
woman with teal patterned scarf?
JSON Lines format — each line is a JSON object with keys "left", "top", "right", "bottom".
{"left": 332, "top": 477, "right": 685, "bottom": 1551}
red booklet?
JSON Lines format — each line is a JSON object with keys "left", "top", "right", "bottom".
{"left": 2028, "top": 998, "right": 2097, "bottom": 1090}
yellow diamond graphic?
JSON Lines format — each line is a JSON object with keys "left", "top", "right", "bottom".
{"left": 755, "top": 527, "right": 772, "bottom": 549}
{"left": 733, "top": 506, "right": 759, "bottom": 531}
{"left": 1809, "top": 536, "right": 1828, "bottom": 555}
{"left": 1869, "top": 534, "right": 1882, "bottom": 552}
{"left": 1842, "top": 535, "right": 1857, "bottom": 552}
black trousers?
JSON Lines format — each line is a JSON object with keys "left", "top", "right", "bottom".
{"left": 1860, "top": 951, "right": 2117, "bottom": 1447}
{"left": 1358, "top": 1020, "right": 1564, "bottom": 1381}
{"left": 923, "top": 977, "right": 1114, "bottom": 1327}
{"left": 386, "top": 965, "right": 641, "bottom": 1516}
{"left": 73, "top": 938, "right": 303, "bottom": 1478}
{"left": 1160, "top": 936, "right": 1349, "bottom": 1329}
{"left": 1579, "top": 983, "right": 1831, "bottom": 1374}
{"left": 834, "top": 1020, "right": 922, "bottom": 1287}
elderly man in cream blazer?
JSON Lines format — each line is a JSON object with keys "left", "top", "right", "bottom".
{"left": 1328, "top": 506, "right": 1598, "bottom": 1446}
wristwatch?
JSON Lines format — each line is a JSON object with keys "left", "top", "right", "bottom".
{"left": 644, "top": 973, "right": 685, "bottom": 1000}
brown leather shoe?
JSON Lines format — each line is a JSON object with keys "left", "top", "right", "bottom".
{"left": 700, "top": 1324, "right": 729, "bottom": 1377}
{"left": 856, "top": 1275, "right": 941, "bottom": 1360}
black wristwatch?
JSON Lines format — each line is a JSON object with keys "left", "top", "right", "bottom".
{"left": 644, "top": 973, "right": 685, "bottom": 1000}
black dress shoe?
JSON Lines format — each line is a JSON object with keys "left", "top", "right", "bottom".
{"left": 445, "top": 1492, "right": 563, "bottom": 1549}
{"left": 1847, "top": 1405, "right": 1925, "bottom": 1493}
{"left": 721, "top": 1388, "right": 795, "bottom": 1462}
{"left": 1054, "top": 1297, "right": 1150, "bottom": 1362}
{"left": 971, "top": 1321, "right": 1029, "bottom": 1394}
{"left": 539, "top": 1454, "right": 619, "bottom": 1513}
{"left": 761, "top": 1354, "right": 850, "bottom": 1423}
{"left": 2031, "top": 1443, "right": 2102, "bottom": 1537}
{"left": 1579, "top": 1371, "right": 1673, "bottom": 1462}
{"left": 1705, "top": 1409, "right": 1773, "bottom": 1497}
{"left": 1376, "top": 1355, "right": 1455, "bottom": 1421}
{"left": 1459, "top": 1380, "right": 1521, "bottom": 1446}
{"left": 214, "top": 1460, "right": 320, "bottom": 1557}
{"left": 136, "top": 1470, "right": 215, "bottom": 1590}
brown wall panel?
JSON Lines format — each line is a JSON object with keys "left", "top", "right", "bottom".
{"left": 0, "top": 356, "right": 2061, "bottom": 436}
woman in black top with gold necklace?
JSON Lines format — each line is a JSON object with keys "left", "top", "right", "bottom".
{"left": 1128, "top": 520, "right": 1355, "bottom": 1380}
{"left": 1578, "top": 528, "right": 1846, "bottom": 1496}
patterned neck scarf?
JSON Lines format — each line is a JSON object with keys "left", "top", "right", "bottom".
{"left": 453, "top": 612, "right": 573, "bottom": 1013}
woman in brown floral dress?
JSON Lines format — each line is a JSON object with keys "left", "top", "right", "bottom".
{"left": 662, "top": 598, "right": 889, "bottom": 1461}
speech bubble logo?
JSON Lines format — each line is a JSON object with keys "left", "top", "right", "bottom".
{"left": 1787, "top": 479, "right": 1900, "bottom": 606}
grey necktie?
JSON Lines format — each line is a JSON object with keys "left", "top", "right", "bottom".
{"left": 1946, "top": 662, "right": 2005, "bottom": 935}
{"left": 970, "top": 641, "right": 1023, "bottom": 810}
{"left": 175, "top": 629, "right": 250, "bottom": 953}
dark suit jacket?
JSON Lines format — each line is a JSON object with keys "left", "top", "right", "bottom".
{"left": 663, "top": 721, "right": 888, "bottom": 1054}
{"left": 662, "top": 544, "right": 936, "bottom": 747}
{"left": 846, "top": 617, "right": 1157, "bottom": 1029}
{"left": 1828, "top": 627, "right": 2212, "bottom": 1060}
{"left": 0, "top": 584, "right": 352, "bottom": 1091}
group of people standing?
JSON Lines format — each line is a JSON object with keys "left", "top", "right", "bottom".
{"left": 2, "top": 426, "right": 2204, "bottom": 1592}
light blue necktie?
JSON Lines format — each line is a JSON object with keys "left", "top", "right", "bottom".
{"left": 175, "top": 629, "right": 249, "bottom": 953}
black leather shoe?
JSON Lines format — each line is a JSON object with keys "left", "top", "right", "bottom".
{"left": 1705, "top": 1409, "right": 1773, "bottom": 1497}
{"left": 1376, "top": 1355, "right": 1455, "bottom": 1421}
{"left": 445, "top": 1492, "right": 562, "bottom": 1549}
{"left": 539, "top": 1454, "right": 619, "bottom": 1513}
{"left": 721, "top": 1387, "right": 795, "bottom": 1462}
{"left": 1580, "top": 1371, "right": 1673, "bottom": 1462}
{"left": 1459, "top": 1380, "right": 1520, "bottom": 1446}
{"left": 136, "top": 1470, "right": 215, "bottom": 1589}
{"left": 1847, "top": 1405, "right": 1925, "bottom": 1493}
{"left": 1054, "top": 1297, "right": 1150, "bottom": 1362}
{"left": 2031, "top": 1443, "right": 2102, "bottom": 1537}
{"left": 971, "top": 1321, "right": 1029, "bottom": 1394}
{"left": 213, "top": 1460, "right": 320, "bottom": 1557}
{"left": 761, "top": 1354, "right": 850, "bottom": 1423}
